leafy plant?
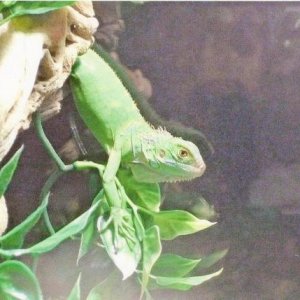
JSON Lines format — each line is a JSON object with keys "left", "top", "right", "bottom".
{"left": 0, "top": 146, "right": 23, "bottom": 198}
{"left": 0, "top": 0, "right": 75, "bottom": 25}
{"left": 0, "top": 117, "right": 225, "bottom": 299}
{"left": 0, "top": 2, "right": 226, "bottom": 299}
{"left": 0, "top": 147, "right": 44, "bottom": 299}
{"left": 0, "top": 260, "right": 42, "bottom": 300}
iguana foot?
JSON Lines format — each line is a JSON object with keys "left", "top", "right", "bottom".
{"left": 97, "top": 207, "right": 137, "bottom": 253}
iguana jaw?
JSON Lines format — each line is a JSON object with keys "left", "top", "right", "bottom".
{"left": 130, "top": 157, "right": 206, "bottom": 183}
{"left": 130, "top": 163, "right": 205, "bottom": 183}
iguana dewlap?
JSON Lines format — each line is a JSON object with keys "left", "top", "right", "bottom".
{"left": 70, "top": 49, "right": 206, "bottom": 183}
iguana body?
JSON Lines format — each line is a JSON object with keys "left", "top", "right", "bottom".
{"left": 91, "top": 43, "right": 214, "bottom": 159}
{"left": 70, "top": 49, "right": 206, "bottom": 184}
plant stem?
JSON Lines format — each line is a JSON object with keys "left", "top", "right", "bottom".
{"left": 33, "top": 113, "right": 73, "bottom": 172}
{"left": 39, "top": 170, "right": 65, "bottom": 235}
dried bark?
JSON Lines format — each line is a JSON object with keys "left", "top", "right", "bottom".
{"left": 0, "top": 1, "right": 98, "bottom": 235}
{"left": 0, "top": 1, "right": 98, "bottom": 163}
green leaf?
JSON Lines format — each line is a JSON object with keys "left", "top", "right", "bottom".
{"left": 77, "top": 217, "right": 98, "bottom": 263}
{"left": 0, "top": 192, "right": 49, "bottom": 249}
{"left": 153, "top": 268, "right": 223, "bottom": 291}
{"left": 197, "top": 249, "right": 228, "bottom": 270}
{"left": 67, "top": 273, "right": 81, "bottom": 300}
{"left": 77, "top": 191, "right": 104, "bottom": 263}
{"left": 152, "top": 254, "right": 201, "bottom": 277}
{"left": 0, "top": 146, "right": 23, "bottom": 198}
{"left": 0, "top": 194, "right": 103, "bottom": 258}
{"left": 0, "top": 1, "right": 16, "bottom": 13}
{"left": 118, "top": 169, "right": 161, "bottom": 212}
{"left": 141, "top": 226, "right": 161, "bottom": 296}
{"left": 190, "top": 196, "right": 217, "bottom": 220}
{"left": 150, "top": 210, "right": 216, "bottom": 240}
{"left": 99, "top": 207, "right": 142, "bottom": 279}
{"left": 86, "top": 271, "right": 122, "bottom": 300}
{"left": 0, "top": 260, "right": 42, "bottom": 300}
{"left": 151, "top": 250, "right": 228, "bottom": 280}
{"left": 0, "top": 1, "right": 75, "bottom": 25}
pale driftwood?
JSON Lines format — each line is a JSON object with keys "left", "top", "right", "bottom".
{"left": 0, "top": 2, "right": 98, "bottom": 163}
{"left": 0, "top": 2, "right": 98, "bottom": 235}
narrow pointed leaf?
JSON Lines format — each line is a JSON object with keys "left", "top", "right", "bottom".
{"left": 197, "top": 249, "right": 228, "bottom": 270}
{"left": 77, "top": 191, "right": 104, "bottom": 263}
{"left": 151, "top": 210, "right": 216, "bottom": 240}
{"left": 141, "top": 226, "right": 161, "bottom": 295}
{"left": 77, "top": 217, "right": 98, "bottom": 263}
{"left": 190, "top": 196, "right": 217, "bottom": 220}
{"left": 0, "top": 260, "right": 42, "bottom": 300}
{"left": 0, "top": 196, "right": 102, "bottom": 258}
{"left": 152, "top": 254, "right": 201, "bottom": 277}
{"left": 67, "top": 273, "right": 81, "bottom": 300}
{"left": 0, "top": 193, "right": 49, "bottom": 249}
{"left": 0, "top": 146, "right": 23, "bottom": 197}
{"left": 153, "top": 268, "right": 223, "bottom": 291}
{"left": 86, "top": 271, "right": 122, "bottom": 300}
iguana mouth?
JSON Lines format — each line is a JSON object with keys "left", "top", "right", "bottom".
{"left": 130, "top": 160, "right": 206, "bottom": 183}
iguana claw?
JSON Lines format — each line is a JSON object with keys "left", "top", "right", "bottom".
{"left": 97, "top": 207, "right": 138, "bottom": 253}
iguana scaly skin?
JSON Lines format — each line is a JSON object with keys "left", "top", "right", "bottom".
{"left": 91, "top": 43, "right": 214, "bottom": 159}
{"left": 70, "top": 49, "right": 206, "bottom": 185}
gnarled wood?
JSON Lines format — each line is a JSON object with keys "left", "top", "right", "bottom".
{"left": 0, "top": 2, "right": 98, "bottom": 163}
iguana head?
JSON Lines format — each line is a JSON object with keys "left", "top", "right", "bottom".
{"left": 130, "top": 130, "right": 206, "bottom": 183}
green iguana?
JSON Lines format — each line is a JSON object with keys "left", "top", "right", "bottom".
{"left": 63, "top": 44, "right": 213, "bottom": 165}
{"left": 70, "top": 48, "right": 206, "bottom": 189}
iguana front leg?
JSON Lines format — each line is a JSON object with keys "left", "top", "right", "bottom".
{"left": 102, "top": 148, "right": 122, "bottom": 208}
{"left": 101, "top": 147, "right": 141, "bottom": 250}
{"left": 74, "top": 154, "right": 139, "bottom": 252}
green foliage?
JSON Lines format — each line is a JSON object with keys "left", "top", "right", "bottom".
{"left": 152, "top": 254, "right": 201, "bottom": 277}
{"left": 0, "top": 146, "right": 23, "bottom": 198}
{"left": 0, "top": 1, "right": 16, "bottom": 13}
{"left": 0, "top": 192, "right": 103, "bottom": 258}
{"left": 0, "top": 7, "right": 225, "bottom": 295}
{"left": 0, "top": 153, "right": 223, "bottom": 298}
{"left": 99, "top": 206, "right": 142, "bottom": 279}
{"left": 77, "top": 210, "right": 98, "bottom": 262}
{"left": 197, "top": 249, "right": 228, "bottom": 270}
{"left": 151, "top": 268, "right": 223, "bottom": 291}
{"left": 0, "top": 135, "right": 224, "bottom": 300}
{"left": 148, "top": 250, "right": 227, "bottom": 291}
{"left": 67, "top": 274, "right": 81, "bottom": 300}
{"left": 146, "top": 209, "right": 215, "bottom": 240}
{"left": 0, "top": 260, "right": 42, "bottom": 300}
{"left": 86, "top": 271, "right": 123, "bottom": 300}
{"left": 0, "top": 104, "right": 224, "bottom": 298}
{"left": 141, "top": 226, "right": 161, "bottom": 297}
{"left": 0, "top": 0, "right": 75, "bottom": 25}
{"left": 0, "top": 193, "right": 49, "bottom": 249}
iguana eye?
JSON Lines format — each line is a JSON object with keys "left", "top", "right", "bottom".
{"left": 158, "top": 149, "right": 166, "bottom": 158}
{"left": 179, "top": 149, "right": 189, "bottom": 158}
